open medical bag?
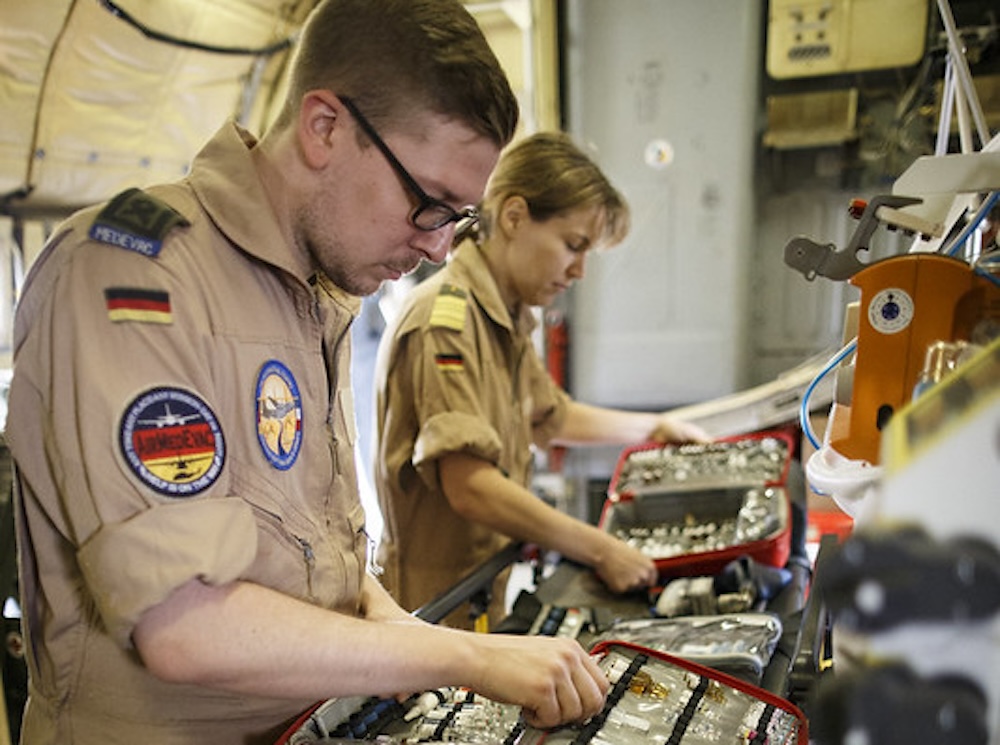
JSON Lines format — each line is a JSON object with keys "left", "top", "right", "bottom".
{"left": 275, "top": 640, "right": 807, "bottom": 744}
{"left": 599, "top": 431, "right": 795, "bottom": 576}
{"left": 588, "top": 612, "right": 784, "bottom": 686}
{"left": 535, "top": 641, "right": 808, "bottom": 744}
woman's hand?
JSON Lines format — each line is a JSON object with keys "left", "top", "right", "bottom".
{"left": 649, "top": 414, "right": 712, "bottom": 445}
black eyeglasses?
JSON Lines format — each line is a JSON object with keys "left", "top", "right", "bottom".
{"left": 337, "top": 95, "right": 478, "bottom": 232}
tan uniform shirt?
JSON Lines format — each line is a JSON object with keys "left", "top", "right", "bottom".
{"left": 6, "top": 123, "right": 367, "bottom": 745}
{"left": 374, "top": 242, "right": 569, "bottom": 628}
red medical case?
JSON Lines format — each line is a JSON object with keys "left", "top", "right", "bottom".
{"left": 533, "top": 640, "right": 808, "bottom": 744}
{"left": 599, "top": 431, "right": 795, "bottom": 577}
{"left": 276, "top": 640, "right": 809, "bottom": 744}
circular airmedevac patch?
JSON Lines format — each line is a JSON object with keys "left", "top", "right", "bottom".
{"left": 120, "top": 387, "right": 225, "bottom": 497}
{"left": 255, "top": 360, "right": 303, "bottom": 470}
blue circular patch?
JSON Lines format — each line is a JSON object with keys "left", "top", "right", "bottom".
{"left": 120, "top": 387, "right": 225, "bottom": 497}
{"left": 255, "top": 360, "right": 303, "bottom": 470}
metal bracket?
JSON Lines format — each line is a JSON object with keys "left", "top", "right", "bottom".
{"left": 784, "top": 194, "right": 923, "bottom": 281}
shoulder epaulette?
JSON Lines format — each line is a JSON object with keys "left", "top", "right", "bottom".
{"left": 429, "top": 283, "right": 467, "bottom": 331}
{"left": 88, "top": 187, "right": 189, "bottom": 258}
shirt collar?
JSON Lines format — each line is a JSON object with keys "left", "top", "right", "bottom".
{"left": 188, "top": 121, "right": 313, "bottom": 285}
{"left": 450, "top": 240, "right": 537, "bottom": 335}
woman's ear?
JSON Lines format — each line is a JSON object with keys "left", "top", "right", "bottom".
{"left": 297, "top": 90, "right": 340, "bottom": 170}
{"left": 498, "top": 195, "right": 529, "bottom": 237}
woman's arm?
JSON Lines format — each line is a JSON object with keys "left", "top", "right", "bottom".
{"left": 439, "top": 452, "right": 657, "bottom": 593}
{"left": 553, "top": 400, "right": 711, "bottom": 446}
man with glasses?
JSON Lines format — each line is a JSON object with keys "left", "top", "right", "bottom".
{"left": 5, "top": 1, "right": 608, "bottom": 743}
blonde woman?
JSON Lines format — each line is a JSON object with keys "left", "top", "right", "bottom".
{"left": 374, "top": 132, "right": 709, "bottom": 629}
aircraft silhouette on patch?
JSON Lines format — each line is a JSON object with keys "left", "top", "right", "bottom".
{"left": 138, "top": 403, "right": 201, "bottom": 428}
{"left": 169, "top": 453, "right": 215, "bottom": 481}
{"left": 260, "top": 396, "right": 296, "bottom": 419}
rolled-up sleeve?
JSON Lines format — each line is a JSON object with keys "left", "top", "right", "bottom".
{"left": 77, "top": 498, "right": 258, "bottom": 647}
{"left": 15, "top": 237, "right": 258, "bottom": 650}
{"left": 413, "top": 410, "right": 502, "bottom": 481}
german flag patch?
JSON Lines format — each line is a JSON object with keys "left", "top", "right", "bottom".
{"left": 105, "top": 287, "right": 173, "bottom": 325}
{"left": 429, "top": 284, "right": 467, "bottom": 331}
{"left": 435, "top": 353, "right": 464, "bottom": 372}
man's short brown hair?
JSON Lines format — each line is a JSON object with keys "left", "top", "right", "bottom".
{"left": 277, "top": 0, "right": 519, "bottom": 148}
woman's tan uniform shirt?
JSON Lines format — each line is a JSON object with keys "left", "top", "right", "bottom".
{"left": 374, "top": 242, "right": 569, "bottom": 628}
{"left": 6, "top": 123, "right": 367, "bottom": 745}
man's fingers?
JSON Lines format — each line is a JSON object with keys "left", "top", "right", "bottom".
{"left": 528, "top": 645, "right": 608, "bottom": 729}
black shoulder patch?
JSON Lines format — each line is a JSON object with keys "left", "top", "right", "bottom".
{"left": 438, "top": 283, "right": 466, "bottom": 298}
{"left": 88, "top": 188, "right": 190, "bottom": 258}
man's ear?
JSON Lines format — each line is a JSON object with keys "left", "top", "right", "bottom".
{"left": 498, "top": 195, "right": 529, "bottom": 237}
{"left": 297, "top": 90, "right": 341, "bottom": 170}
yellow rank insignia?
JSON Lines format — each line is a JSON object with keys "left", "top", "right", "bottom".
{"left": 429, "top": 284, "right": 467, "bottom": 331}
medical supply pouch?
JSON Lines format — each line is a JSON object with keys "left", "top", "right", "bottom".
{"left": 588, "top": 613, "right": 783, "bottom": 685}
{"left": 531, "top": 640, "right": 808, "bottom": 744}
{"left": 600, "top": 431, "right": 795, "bottom": 576}
{"left": 276, "top": 638, "right": 806, "bottom": 745}
{"left": 278, "top": 688, "right": 529, "bottom": 744}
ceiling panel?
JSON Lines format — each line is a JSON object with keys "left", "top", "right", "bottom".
{"left": 0, "top": 0, "right": 314, "bottom": 216}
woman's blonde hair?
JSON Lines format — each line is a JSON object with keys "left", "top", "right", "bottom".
{"left": 475, "top": 131, "right": 629, "bottom": 247}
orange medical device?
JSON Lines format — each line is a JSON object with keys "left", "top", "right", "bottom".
{"left": 834, "top": 253, "right": 1000, "bottom": 464}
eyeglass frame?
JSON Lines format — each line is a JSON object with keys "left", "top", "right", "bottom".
{"left": 336, "top": 95, "right": 479, "bottom": 232}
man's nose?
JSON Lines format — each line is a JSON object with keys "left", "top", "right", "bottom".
{"left": 412, "top": 225, "right": 454, "bottom": 264}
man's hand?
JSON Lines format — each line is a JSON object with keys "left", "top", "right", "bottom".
{"left": 466, "top": 634, "right": 608, "bottom": 729}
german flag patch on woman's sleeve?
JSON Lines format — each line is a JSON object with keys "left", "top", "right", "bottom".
{"left": 434, "top": 353, "right": 464, "bottom": 372}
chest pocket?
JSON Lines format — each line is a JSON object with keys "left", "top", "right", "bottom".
{"left": 232, "top": 465, "right": 319, "bottom": 602}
